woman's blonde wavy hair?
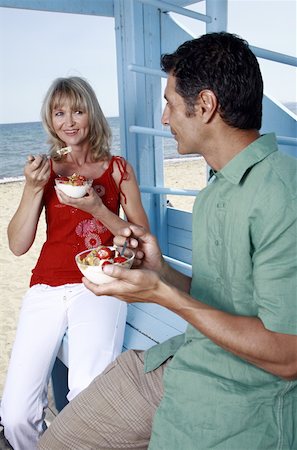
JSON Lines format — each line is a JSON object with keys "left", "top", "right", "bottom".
{"left": 41, "top": 76, "right": 111, "bottom": 161}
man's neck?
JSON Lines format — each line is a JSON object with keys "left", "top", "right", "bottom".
{"left": 204, "top": 128, "right": 260, "bottom": 172}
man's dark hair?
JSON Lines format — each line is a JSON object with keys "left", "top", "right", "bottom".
{"left": 161, "top": 32, "right": 263, "bottom": 130}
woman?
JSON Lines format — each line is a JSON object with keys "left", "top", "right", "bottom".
{"left": 0, "top": 76, "right": 149, "bottom": 449}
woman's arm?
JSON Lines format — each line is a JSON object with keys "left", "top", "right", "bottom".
{"left": 115, "top": 161, "right": 150, "bottom": 231}
{"left": 8, "top": 155, "right": 50, "bottom": 255}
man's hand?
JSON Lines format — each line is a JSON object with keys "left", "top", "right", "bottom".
{"left": 82, "top": 225, "right": 171, "bottom": 304}
{"left": 112, "top": 224, "right": 164, "bottom": 271}
{"left": 82, "top": 265, "right": 162, "bottom": 304}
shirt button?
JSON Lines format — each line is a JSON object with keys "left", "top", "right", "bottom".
{"left": 215, "top": 239, "right": 220, "bottom": 246}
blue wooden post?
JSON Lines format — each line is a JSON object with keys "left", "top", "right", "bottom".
{"left": 114, "top": 0, "right": 169, "bottom": 249}
{"left": 206, "top": 0, "right": 228, "bottom": 32}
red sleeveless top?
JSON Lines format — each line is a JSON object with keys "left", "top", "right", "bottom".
{"left": 30, "top": 156, "right": 128, "bottom": 287}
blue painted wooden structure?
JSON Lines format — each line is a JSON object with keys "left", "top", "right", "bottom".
{"left": 1, "top": 0, "right": 296, "bottom": 412}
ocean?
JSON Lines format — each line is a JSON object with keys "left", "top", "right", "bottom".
{"left": 1, "top": 102, "right": 296, "bottom": 182}
{"left": 0, "top": 117, "right": 182, "bottom": 183}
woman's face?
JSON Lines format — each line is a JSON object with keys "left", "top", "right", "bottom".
{"left": 51, "top": 97, "right": 90, "bottom": 148}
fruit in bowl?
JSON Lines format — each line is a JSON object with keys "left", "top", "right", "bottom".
{"left": 55, "top": 173, "right": 92, "bottom": 198}
{"left": 75, "top": 245, "right": 135, "bottom": 284}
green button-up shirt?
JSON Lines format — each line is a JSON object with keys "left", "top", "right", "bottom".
{"left": 146, "top": 134, "right": 297, "bottom": 450}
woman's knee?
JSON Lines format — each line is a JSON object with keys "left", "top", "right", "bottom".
{"left": 2, "top": 404, "right": 30, "bottom": 438}
{"left": 1, "top": 398, "right": 43, "bottom": 436}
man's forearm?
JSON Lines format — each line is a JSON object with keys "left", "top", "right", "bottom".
{"left": 160, "top": 261, "right": 191, "bottom": 293}
{"left": 156, "top": 282, "right": 297, "bottom": 380}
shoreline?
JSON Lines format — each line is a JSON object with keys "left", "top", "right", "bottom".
{"left": 0, "top": 176, "right": 25, "bottom": 184}
{"left": 0, "top": 156, "right": 204, "bottom": 185}
{"left": 0, "top": 157, "right": 207, "bottom": 395}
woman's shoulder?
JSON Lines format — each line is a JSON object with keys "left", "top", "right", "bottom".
{"left": 111, "top": 155, "right": 127, "bottom": 166}
{"left": 110, "top": 155, "right": 130, "bottom": 176}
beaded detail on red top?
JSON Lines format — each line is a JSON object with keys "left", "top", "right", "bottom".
{"left": 30, "top": 156, "right": 128, "bottom": 287}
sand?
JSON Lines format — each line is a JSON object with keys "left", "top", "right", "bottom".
{"left": 0, "top": 157, "right": 207, "bottom": 396}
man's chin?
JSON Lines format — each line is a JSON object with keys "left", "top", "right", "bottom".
{"left": 177, "top": 146, "right": 191, "bottom": 156}
{"left": 177, "top": 145, "right": 201, "bottom": 157}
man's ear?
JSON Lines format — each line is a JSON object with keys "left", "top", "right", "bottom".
{"left": 196, "top": 90, "right": 218, "bottom": 123}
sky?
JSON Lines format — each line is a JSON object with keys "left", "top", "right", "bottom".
{"left": 0, "top": 0, "right": 296, "bottom": 124}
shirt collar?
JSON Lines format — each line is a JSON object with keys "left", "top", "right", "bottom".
{"left": 212, "top": 133, "right": 278, "bottom": 184}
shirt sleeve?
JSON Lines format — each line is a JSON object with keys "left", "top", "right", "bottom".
{"left": 252, "top": 195, "right": 297, "bottom": 335}
{"left": 144, "top": 333, "right": 186, "bottom": 372}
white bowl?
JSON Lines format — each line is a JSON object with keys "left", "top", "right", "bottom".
{"left": 75, "top": 245, "right": 135, "bottom": 284}
{"left": 55, "top": 177, "right": 92, "bottom": 198}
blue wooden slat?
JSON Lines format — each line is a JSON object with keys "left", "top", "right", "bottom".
{"left": 127, "top": 306, "right": 186, "bottom": 343}
{"left": 165, "top": 256, "right": 192, "bottom": 276}
{"left": 251, "top": 46, "right": 297, "bottom": 67}
{"left": 168, "top": 243, "right": 192, "bottom": 264}
{"left": 168, "top": 226, "right": 192, "bottom": 249}
{"left": 128, "top": 303, "right": 187, "bottom": 331}
{"left": 141, "top": 185, "right": 199, "bottom": 196}
{"left": 123, "top": 325, "right": 158, "bottom": 350}
{"left": 137, "top": 0, "right": 211, "bottom": 23}
{"left": 172, "top": 1, "right": 200, "bottom": 5}
{"left": 167, "top": 207, "right": 193, "bottom": 265}
{"left": 167, "top": 208, "right": 193, "bottom": 231}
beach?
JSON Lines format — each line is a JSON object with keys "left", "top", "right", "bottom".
{"left": 0, "top": 157, "right": 207, "bottom": 396}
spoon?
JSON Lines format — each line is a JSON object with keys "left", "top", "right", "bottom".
{"left": 120, "top": 239, "right": 128, "bottom": 256}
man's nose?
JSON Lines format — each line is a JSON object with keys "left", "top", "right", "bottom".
{"left": 161, "top": 105, "right": 169, "bottom": 126}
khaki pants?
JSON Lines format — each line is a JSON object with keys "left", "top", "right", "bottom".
{"left": 38, "top": 350, "right": 168, "bottom": 450}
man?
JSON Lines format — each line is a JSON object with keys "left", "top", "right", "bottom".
{"left": 39, "top": 32, "right": 297, "bottom": 450}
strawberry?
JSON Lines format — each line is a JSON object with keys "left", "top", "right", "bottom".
{"left": 57, "top": 176, "right": 69, "bottom": 183}
{"left": 114, "top": 256, "right": 128, "bottom": 264}
{"left": 97, "top": 247, "right": 115, "bottom": 260}
{"left": 102, "top": 260, "right": 112, "bottom": 268}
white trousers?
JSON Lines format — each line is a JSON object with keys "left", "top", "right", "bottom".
{"left": 0, "top": 283, "right": 127, "bottom": 450}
